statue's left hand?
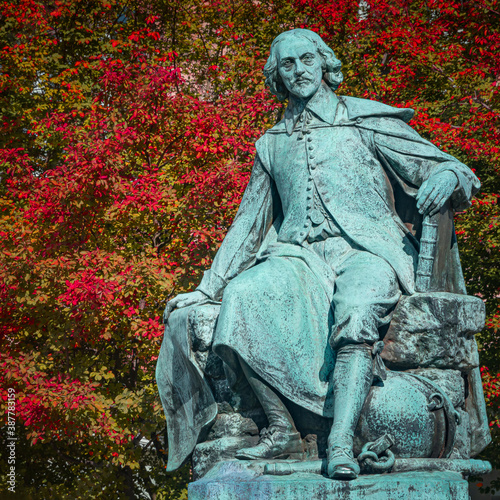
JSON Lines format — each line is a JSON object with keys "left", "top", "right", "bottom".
{"left": 416, "top": 171, "right": 458, "bottom": 216}
{"left": 163, "top": 290, "right": 210, "bottom": 324}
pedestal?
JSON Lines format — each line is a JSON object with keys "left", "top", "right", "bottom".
{"left": 188, "top": 460, "right": 471, "bottom": 500}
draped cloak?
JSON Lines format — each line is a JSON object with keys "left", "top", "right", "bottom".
{"left": 156, "top": 84, "right": 491, "bottom": 471}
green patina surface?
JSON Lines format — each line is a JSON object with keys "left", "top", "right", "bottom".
{"left": 189, "top": 462, "right": 470, "bottom": 500}
{"left": 156, "top": 28, "right": 492, "bottom": 497}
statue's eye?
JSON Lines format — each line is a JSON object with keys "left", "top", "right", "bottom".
{"left": 281, "top": 60, "right": 293, "bottom": 69}
{"left": 302, "top": 54, "right": 315, "bottom": 64}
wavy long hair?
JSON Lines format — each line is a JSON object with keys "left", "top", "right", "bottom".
{"left": 263, "top": 29, "right": 343, "bottom": 101}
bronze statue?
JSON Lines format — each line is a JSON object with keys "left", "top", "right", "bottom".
{"left": 157, "top": 29, "right": 490, "bottom": 487}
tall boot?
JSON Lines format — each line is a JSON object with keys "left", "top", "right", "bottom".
{"left": 235, "top": 356, "right": 304, "bottom": 460}
{"left": 327, "top": 344, "right": 373, "bottom": 480}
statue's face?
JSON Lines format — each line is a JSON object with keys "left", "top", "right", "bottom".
{"left": 277, "top": 38, "right": 323, "bottom": 100}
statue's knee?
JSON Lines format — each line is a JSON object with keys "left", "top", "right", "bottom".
{"left": 223, "top": 275, "right": 259, "bottom": 305}
{"left": 332, "top": 308, "right": 379, "bottom": 343}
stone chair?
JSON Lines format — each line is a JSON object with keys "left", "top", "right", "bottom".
{"left": 182, "top": 290, "right": 487, "bottom": 479}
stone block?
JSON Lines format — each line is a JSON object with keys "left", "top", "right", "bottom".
{"left": 188, "top": 460, "right": 471, "bottom": 499}
{"left": 188, "top": 304, "right": 219, "bottom": 351}
{"left": 188, "top": 304, "right": 221, "bottom": 375}
{"left": 207, "top": 411, "right": 260, "bottom": 440}
{"left": 381, "top": 292, "right": 484, "bottom": 371}
{"left": 192, "top": 437, "right": 259, "bottom": 479}
{"left": 192, "top": 412, "right": 259, "bottom": 478}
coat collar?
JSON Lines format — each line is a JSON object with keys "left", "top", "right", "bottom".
{"left": 284, "top": 82, "right": 339, "bottom": 135}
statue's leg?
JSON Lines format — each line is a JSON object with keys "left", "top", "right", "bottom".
{"left": 235, "top": 356, "right": 303, "bottom": 460}
{"left": 326, "top": 251, "right": 401, "bottom": 479}
{"left": 327, "top": 343, "right": 372, "bottom": 479}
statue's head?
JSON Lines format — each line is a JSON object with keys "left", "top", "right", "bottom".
{"left": 264, "top": 29, "right": 343, "bottom": 102}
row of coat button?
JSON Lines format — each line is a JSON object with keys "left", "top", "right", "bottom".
{"left": 303, "top": 125, "right": 326, "bottom": 234}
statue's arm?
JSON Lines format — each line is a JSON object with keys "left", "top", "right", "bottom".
{"left": 195, "top": 153, "right": 277, "bottom": 301}
{"left": 372, "top": 118, "right": 480, "bottom": 214}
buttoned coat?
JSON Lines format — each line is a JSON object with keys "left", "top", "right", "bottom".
{"left": 197, "top": 84, "right": 479, "bottom": 300}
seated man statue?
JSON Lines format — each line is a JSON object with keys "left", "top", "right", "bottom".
{"left": 160, "top": 29, "right": 486, "bottom": 480}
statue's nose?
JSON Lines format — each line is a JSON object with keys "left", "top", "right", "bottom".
{"left": 294, "top": 61, "right": 306, "bottom": 76}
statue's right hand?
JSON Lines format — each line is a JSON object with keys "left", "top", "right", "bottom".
{"left": 163, "top": 290, "right": 209, "bottom": 324}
